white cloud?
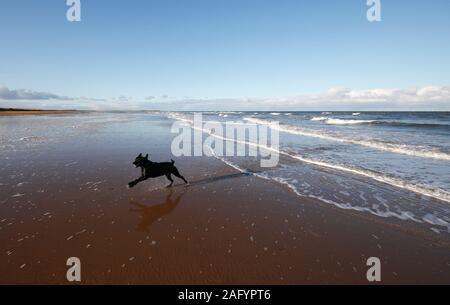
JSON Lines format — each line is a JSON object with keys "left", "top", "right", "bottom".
{"left": 145, "top": 86, "right": 450, "bottom": 111}
{"left": 0, "top": 85, "right": 71, "bottom": 100}
{"left": 242, "top": 86, "right": 450, "bottom": 110}
{"left": 2, "top": 85, "right": 450, "bottom": 111}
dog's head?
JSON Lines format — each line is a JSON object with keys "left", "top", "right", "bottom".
{"left": 133, "top": 153, "right": 149, "bottom": 168}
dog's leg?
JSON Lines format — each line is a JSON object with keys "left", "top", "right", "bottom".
{"left": 128, "top": 175, "right": 147, "bottom": 188}
{"left": 165, "top": 174, "right": 174, "bottom": 188}
{"left": 172, "top": 168, "right": 188, "bottom": 184}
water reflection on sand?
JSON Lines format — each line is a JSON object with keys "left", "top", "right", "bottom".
{"left": 130, "top": 189, "right": 185, "bottom": 232}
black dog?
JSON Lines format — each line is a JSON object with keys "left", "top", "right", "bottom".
{"left": 128, "top": 153, "right": 188, "bottom": 188}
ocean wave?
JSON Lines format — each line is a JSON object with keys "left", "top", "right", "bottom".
{"left": 311, "top": 117, "right": 376, "bottom": 125}
{"left": 166, "top": 113, "right": 450, "bottom": 204}
{"left": 282, "top": 151, "right": 450, "bottom": 204}
{"left": 376, "top": 121, "right": 450, "bottom": 129}
{"left": 244, "top": 117, "right": 450, "bottom": 161}
{"left": 165, "top": 112, "right": 192, "bottom": 123}
{"left": 311, "top": 116, "right": 450, "bottom": 128}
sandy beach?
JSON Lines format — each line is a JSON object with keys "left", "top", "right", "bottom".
{"left": 0, "top": 112, "right": 449, "bottom": 284}
{"left": 0, "top": 109, "right": 79, "bottom": 117}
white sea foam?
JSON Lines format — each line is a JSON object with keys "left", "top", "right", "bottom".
{"left": 282, "top": 151, "right": 450, "bottom": 204}
{"left": 244, "top": 117, "right": 450, "bottom": 161}
{"left": 311, "top": 116, "right": 376, "bottom": 125}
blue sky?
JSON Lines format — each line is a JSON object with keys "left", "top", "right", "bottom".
{"left": 1, "top": 0, "right": 450, "bottom": 110}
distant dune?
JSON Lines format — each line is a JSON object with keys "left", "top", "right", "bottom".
{"left": 0, "top": 108, "right": 78, "bottom": 116}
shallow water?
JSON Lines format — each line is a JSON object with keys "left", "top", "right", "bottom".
{"left": 165, "top": 111, "right": 450, "bottom": 234}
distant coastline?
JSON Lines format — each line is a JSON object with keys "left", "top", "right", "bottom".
{"left": 0, "top": 108, "right": 79, "bottom": 116}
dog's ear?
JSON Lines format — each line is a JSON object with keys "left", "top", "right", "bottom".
{"left": 138, "top": 153, "right": 142, "bottom": 157}
{"left": 145, "top": 154, "right": 149, "bottom": 159}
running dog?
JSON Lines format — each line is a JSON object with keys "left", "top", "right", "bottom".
{"left": 128, "top": 153, "right": 188, "bottom": 188}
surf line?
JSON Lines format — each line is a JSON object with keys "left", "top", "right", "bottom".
{"left": 170, "top": 113, "right": 280, "bottom": 167}
{"left": 172, "top": 115, "right": 450, "bottom": 204}
{"left": 208, "top": 148, "right": 426, "bottom": 224}
{"left": 244, "top": 117, "right": 450, "bottom": 161}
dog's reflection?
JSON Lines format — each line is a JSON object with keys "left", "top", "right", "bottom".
{"left": 129, "top": 189, "right": 184, "bottom": 232}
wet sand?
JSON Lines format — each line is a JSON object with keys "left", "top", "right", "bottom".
{"left": 0, "top": 113, "right": 449, "bottom": 284}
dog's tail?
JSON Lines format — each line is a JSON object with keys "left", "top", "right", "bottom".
{"left": 171, "top": 159, "right": 175, "bottom": 164}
